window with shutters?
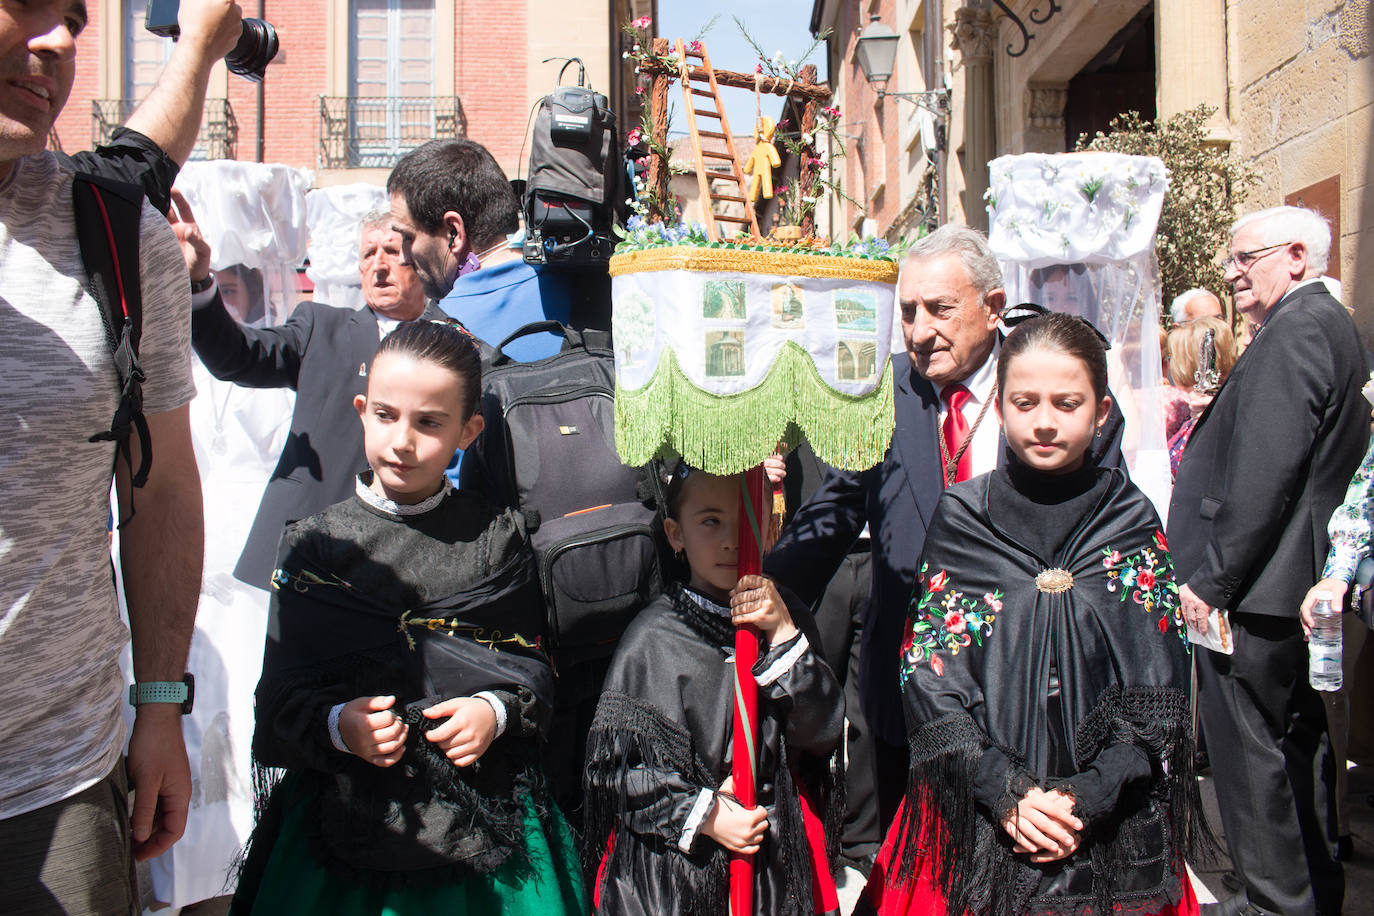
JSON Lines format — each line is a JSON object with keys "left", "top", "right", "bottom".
{"left": 347, "top": 0, "right": 439, "bottom": 166}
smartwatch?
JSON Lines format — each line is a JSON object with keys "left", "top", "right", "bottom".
{"left": 128, "top": 673, "right": 195, "bottom": 715}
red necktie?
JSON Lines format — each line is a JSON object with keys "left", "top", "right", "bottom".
{"left": 942, "top": 383, "right": 972, "bottom": 483}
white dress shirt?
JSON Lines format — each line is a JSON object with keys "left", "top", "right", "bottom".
{"left": 933, "top": 343, "right": 1001, "bottom": 477}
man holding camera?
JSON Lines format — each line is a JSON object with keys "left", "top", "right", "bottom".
{"left": 0, "top": 2, "right": 244, "bottom": 913}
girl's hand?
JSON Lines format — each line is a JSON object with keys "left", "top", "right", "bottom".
{"left": 701, "top": 778, "right": 769, "bottom": 854}
{"left": 339, "top": 695, "right": 409, "bottom": 768}
{"left": 762, "top": 454, "right": 786, "bottom": 487}
{"left": 1299, "top": 578, "right": 1348, "bottom": 639}
{"left": 422, "top": 697, "right": 498, "bottom": 767}
{"left": 1001, "top": 787, "right": 1083, "bottom": 862}
{"left": 729, "top": 575, "right": 798, "bottom": 645}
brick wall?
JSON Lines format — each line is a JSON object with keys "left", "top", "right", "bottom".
{"left": 453, "top": 2, "right": 529, "bottom": 175}
{"left": 55, "top": 1, "right": 601, "bottom": 181}
{"left": 52, "top": 1, "right": 106, "bottom": 154}
{"left": 236, "top": 2, "right": 329, "bottom": 167}
{"left": 833, "top": 0, "right": 902, "bottom": 237}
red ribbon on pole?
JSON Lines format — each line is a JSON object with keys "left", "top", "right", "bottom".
{"left": 730, "top": 464, "right": 767, "bottom": 916}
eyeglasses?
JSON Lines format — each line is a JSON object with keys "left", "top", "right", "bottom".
{"left": 1221, "top": 242, "right": 1292, "bottom": 272}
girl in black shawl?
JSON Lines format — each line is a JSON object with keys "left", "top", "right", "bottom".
{"left": 583, "top": 463, "right": 845, "bottom": 915}
{"left": 231, "top": 321, "right": 585, "bottom": 915}
{"left": 857, "top": 314, "right": 1209, "bottom": 916}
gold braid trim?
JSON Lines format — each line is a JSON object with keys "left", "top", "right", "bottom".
{"left": 397, "top": 610, "right": 542, "bottom": 653}
{"left": 608, "top": 246, "right": 899, "bottom": 283}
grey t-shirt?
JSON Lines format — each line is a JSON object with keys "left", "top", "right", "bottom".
{"left": 0, "top": 152, "right": 195, "bottom": 818}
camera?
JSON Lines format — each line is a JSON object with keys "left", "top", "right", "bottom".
{"left": 145, "top": 0, "right": 279, "bottom": 83}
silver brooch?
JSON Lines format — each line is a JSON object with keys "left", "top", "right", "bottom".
{"left": 1035, "top": 568, "right": 1074, "bottom": 593}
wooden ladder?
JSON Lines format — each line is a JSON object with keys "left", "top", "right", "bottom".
{"left": 676, "top": 38, "right": 761, "bottom": 241}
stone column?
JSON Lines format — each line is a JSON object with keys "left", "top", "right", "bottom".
{"left": 951, "top": 5, "right": 996, "bottom": 230}
{"left": 1024, "top": 83, "right": 1069, "bottom": 153}
{"left": 1155, "top": 0, "right": 1227, "bottom": 128}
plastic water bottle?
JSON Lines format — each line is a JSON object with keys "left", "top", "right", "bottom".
{"left": 1308, "top": 592, "right": 1343, "bottom": 692}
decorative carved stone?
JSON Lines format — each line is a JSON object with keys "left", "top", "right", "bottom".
{"left": 1340, "top": 0, "right": 1371, "bottom": 59}
{"left": 1025, "top": 84, "right": 1068, "bottom": 132}
{"left": 950, "top": 6, "right": 996, "bottom": 64}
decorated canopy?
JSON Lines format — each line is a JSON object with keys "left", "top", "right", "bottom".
{"left": 986, "top": 152, "right": 1173, "bottom": 516}
{"left": 608, "top": 244, "right": 898, "bottom": 475}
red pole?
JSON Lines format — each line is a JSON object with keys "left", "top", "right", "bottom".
{"left": 730, "top": 464, "right": 767, "bottom": 915}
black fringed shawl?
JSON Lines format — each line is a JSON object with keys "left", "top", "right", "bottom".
{"left": 245, "top": 481, "right": 554, "bottom": 888}
{"left": 894, "top": 466, "right": 1211, "bottom": 916}
{"left": 583, "top": 585, "right": 845, "bottom": 916}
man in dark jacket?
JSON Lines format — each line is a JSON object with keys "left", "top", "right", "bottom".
{"left": 192, "top": 209, "right": 446, "bottom": 589}
{"left": 1170, "top": 206, "right": 1364, "bottom": 916}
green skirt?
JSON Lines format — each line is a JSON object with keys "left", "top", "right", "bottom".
{"left": 232, "top": 774, "right": 587, "bottom": 915}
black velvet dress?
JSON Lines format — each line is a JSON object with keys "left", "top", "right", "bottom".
{"left": 859, "top": 459, "right": 1209, "bottom": 916}
{"left": 231, "top": 476, "right": 585, "bottom": 913}
{"left": 583, "top": 584, "right": 845, "bottom": 916}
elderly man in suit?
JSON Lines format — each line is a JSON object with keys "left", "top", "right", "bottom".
{"left": 1169, "top": 206, "right": 1364, "bottom": 916}
{"left": 766, "top": 225, "right": 1124, "bottom": 832}
{"left": 192, "top": 208, "right": 447, "bottom": 589}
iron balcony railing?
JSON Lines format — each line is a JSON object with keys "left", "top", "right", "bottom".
{"left": 319, "top": 96, "right": 465, "bottom": 169}
{"left": 93, "top": 98, "right": 237, "bottom": 161}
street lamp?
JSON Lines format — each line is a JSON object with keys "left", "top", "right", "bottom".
{"left": 854, "top": 15, "right": 899, "bottom": 85}
{"left": 854, "top": 15, "right": 948, "bottom": 116}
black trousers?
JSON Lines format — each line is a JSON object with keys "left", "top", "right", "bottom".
{"left": 1197, "top": 612, "right": 1343, "bottom": 915}
{"left": 542, "top": 654, "right": 613, "bottom": 833}
{"left": 811, "top": 549, "right": 895, "bottom": 859}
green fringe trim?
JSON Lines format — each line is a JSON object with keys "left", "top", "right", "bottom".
{"left": 615, "top": 342, "right": 895, "bottom": 474}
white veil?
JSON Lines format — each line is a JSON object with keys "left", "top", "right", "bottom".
{"left": 987, "top": 152, "right": 1173, "bottom": 518}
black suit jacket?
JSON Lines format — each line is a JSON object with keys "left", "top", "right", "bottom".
{"left": 192, "top": 294, "right": 448, "bottom": 588}
{"left": 765, "top": 353, "right": 1125, "bottom": 744}
{"left": 1168, "top": 284, "right": 1367, "bottom": 618}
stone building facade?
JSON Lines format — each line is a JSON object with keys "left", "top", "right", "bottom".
{"left": 56, "top": 0, "right": 651, "bottom": 187}
{"left": 812, "top": 0, "right": 1374, "bottom": 335}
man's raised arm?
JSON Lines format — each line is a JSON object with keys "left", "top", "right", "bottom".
{"left": 124, "top": 0, "right": 244, "bottom": 167}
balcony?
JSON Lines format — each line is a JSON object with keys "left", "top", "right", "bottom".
{"left": 93, "top": 99, "right": 237, "bottom": 161}
{"left": 318, "top": 96, "right": 466, "bottom": 170}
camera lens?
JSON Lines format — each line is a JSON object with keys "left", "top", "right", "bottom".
{"left": 225, "top": 19, "right": 279, "bottom": 83}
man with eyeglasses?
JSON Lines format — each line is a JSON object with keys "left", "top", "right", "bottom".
{"left": 1168, "top": 206, "right": 1365, "bottom": 916}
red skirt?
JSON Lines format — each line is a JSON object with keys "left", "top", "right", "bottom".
{"left": 855, "top": 799, "right": 1200, "bottom": 916}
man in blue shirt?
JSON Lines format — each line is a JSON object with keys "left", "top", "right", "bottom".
{"left": 387, "top": 139, "right": 569, "bottom": 361}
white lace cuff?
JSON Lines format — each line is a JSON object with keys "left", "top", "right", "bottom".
{"left": 472, "top": 691, "right": 508, "bottom": 739}
{"left": 679, "top": 788, "right": 716, "bottom": 853}
{"left": 327, "top": 702, "right": 350, "bottom": 754}
{"left": 755, "top": 633, "right": 810, "bottom": 687}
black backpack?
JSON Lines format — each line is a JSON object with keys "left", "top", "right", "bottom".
{"left": 462, "top": 321, "right": 661, "bottom": 663}
{"left": 522, "top": 58, "right": 624, "bottom": 267}
{"left": 72, "top": 172, "right": 153, "bottom": 495}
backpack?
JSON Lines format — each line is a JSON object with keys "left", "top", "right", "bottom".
{"left": 72, "top": 172, "right": 152, "bottom": 493}
{"left": 522, "top": 58, "right": 624, "bottom": 268}
{"left": 462, "top": 321, "right": 662, "bottom": 663}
